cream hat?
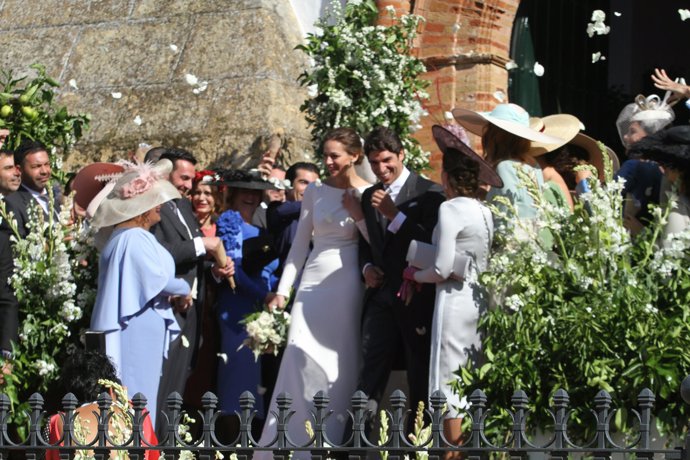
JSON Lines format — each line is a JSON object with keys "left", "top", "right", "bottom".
{"left": 91, "top": 159, "right": 180, "bottom": 230}
{"left": 452, "top": 103, "right": 566, "bottom": 144}
{"left": 527, "top": 114, "right": 582, "bottom": 156}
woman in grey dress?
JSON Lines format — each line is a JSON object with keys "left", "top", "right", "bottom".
{"left": 403, "top": 125, "right": 503, "bottom": 450}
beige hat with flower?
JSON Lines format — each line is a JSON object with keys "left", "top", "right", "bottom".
{"left": 91, "top": 159, "right": 180, "bottom": 230}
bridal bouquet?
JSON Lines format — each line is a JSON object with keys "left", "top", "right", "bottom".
{"left": 239, "top": 309, "right": 291, "bottom": 361}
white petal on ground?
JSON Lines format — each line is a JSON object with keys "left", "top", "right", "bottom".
{"left": 111, "top": 92, "right": 122, "bottom": 99}
{"left": 505, "top": 60, "right": 518, "bottom": 70}
{"left": 680, "top": 9, "right": 690, "bottom": 21}
{"left": 170, "top": 44, "right": 179, "bottom": 52}
{"left": 493, "top": 90, "right": 506, "bottom": 102}
{"left": 533, "top": 62, "right": 545, "bottom": 77}
{"left": 133, "top": 115, "right": 142, "bottom": 126}
{"left": 68, "top": 79, "right": 78, "bottom": 90}
{"left": 184, "top": 73, "right": 199, "bottom": 86}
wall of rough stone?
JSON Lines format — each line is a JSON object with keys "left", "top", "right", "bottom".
{"left": 378, "top": 0, "right": 520, "bottom": 178}
{"left": 0, "top": 0, "right": 313, "bottom": 170}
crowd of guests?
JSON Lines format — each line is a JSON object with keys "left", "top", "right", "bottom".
{"left": 0, "top": 68, "right": 690, "bottom": 454}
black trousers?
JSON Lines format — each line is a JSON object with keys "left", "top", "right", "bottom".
{"left": 356, "top": 286, "right": 435, "bottom": 412}
{"left": 155, "top": 300, "right": 199, "bottom": 437}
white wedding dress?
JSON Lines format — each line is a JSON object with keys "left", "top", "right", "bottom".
{"left": 256, "top": 182, "right": 368, "bottom": 457}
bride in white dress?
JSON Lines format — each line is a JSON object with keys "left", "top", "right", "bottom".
{"left": 257, "top": 128, "right": 371, "bottom": 456}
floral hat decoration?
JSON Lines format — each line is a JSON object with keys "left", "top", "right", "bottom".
{"left": 71, "top": 162, "right": 126, "bottom": 216}
{"left": 616, "top": 94, "right": 675, "bottom": 149}
{"left": 91, "top": 159, "right": 180, "bottom": 231}
{"left": 194, "top": 169, "right": 220, "bottom": 186}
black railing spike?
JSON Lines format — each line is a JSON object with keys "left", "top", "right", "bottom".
{"left": 129, "top": 393, "right": 147, "bottom": 460}
{"left": 201, "top": 391, "right": 219, "bottom": 448}
{"left": 594, "top": 390, "right": 611, "bottom": 451}
{"left": 28, "top": 393, "right": 44, "bottom": 448}
{"left": 469, "top": 389, "right": 487, "bottom": 449}
{"left": 389, "top": 390, "right": 407, "bottom": 448}
{"left": 511, "top": 389, "right": 529, "bottom": 449}
{"left": 637, "top": 388, "right": 654, "bottom": 450}
{"left": 165, "top": 392, "right": 183, "bottom": 448}
{"left": 0, "top": 393, "right": 8, "bottom": 448}
{"left": 312, "top": 391, "right": 329, "bottom": 448}
{"left": 552, "top": 389, "right": 570, "bottom": 451}
{"left": 237, "top": 390, "right": 254, "bottom": 448}
{"left": 96, "top": 392, "right": 112, "bottom": 448}
{"left": 275, "top": 392, "right": 293, "bottom": 449}
{"left": 350, "top": 391, "right": 368, "bottom": 449}
{"left": 430, "top": 390, "right": 446, "bottom": 449}
{"left": 60, "top": 393, "right": 78, "bottom": 448}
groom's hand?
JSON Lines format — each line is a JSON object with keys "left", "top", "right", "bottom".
{"left": 364, "top": 265, "right": 385, "bottom": 288}
{"left": 371, "top": 190, "right": 398, "bottom": 220}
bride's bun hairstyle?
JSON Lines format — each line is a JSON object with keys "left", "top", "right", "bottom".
{"left": 322, "top": 127, "right": 364, "bottom": 165}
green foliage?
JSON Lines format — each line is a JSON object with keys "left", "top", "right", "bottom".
{"left": 454, "top": 150, "right": 690, "bottom": 441}
{"left": 0, "top": 63, "right": 90, "bottom": 184}
{"left": 297, "top": 0, "right": 430, "bottom": 172}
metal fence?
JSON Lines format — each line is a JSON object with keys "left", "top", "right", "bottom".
{"left": 2, "top": 379, "right": 690, "bottom": 460}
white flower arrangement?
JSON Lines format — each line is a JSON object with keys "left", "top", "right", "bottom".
{"left": 297, "top": 0, "right": 430, "bottom": 172}
{"left": 239, "top": 308, "right": 291, "bottom": 361}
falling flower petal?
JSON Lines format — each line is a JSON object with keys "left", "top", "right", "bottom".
{"left": 444, "top": 111, "right": 454, "bottom": 120}
{"left": 680, "top": 9, "right": 690, "bottom": 21}
{"left": 452, "top": 23, "right": 460, "bottom": 33}
{"left": 614, "top": 11, "right": 622, "bottom": 17}
{"left": 133, "top": 115, "right": 142, "bottom": 126}
{"left": 169, "top": 44, "right": 179, "bottom": 52}
{"left": 505, "top": 60, "right": 518, "bottom": 71}
{"left": 181, "top": 335, "right": 189, "bottom": 348}
{"left": 111, "top": 92, "right": 122, "bottom": 99}
{"left": 533, "top": 62, "right": 544, "bottom": 77}
{"left": 591, "top": 10, "right": 606, "bottom": 22}
{"left": 592, "top": 52, "right": 602, "bottom": 63}
{"left": 493, "top": 90, "right": 506, "bottom": 103}
{"left": 217, "top": 353, "right": 228, "bottom": 364}
{"left": 68, "top": 79, "right": 78, "bottom": 90}
{"left": 184, "top": 73, "right": 199, "bottom": 86}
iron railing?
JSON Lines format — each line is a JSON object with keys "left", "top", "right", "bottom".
{"left": 3, "top": 377, "right": 690, "bottom": 459}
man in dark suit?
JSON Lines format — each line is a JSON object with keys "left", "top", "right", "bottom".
{"left": 357, "top": 127, "right": 445, "bottom": 414}
{"left": 3, "top": 141, "right": 58, "bottom": 238}
{"left": 150, "top": 148, "right": 233, "bottom": 434}
{"left": 0, "top": 231, "right": 18, "bottom": 385}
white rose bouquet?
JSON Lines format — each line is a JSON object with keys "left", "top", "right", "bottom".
{"left": 239, "top": 309, "right": 291, "bottom": 361}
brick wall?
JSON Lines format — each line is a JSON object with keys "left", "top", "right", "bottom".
{"left": 377, "top": 0, "right": 520, "bottom": 179}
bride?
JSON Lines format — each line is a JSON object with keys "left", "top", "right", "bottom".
{"left": 257, "top": 127, "right": 371, "bottom": 456}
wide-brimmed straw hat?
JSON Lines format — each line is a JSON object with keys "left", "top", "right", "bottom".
{"left": 569, "top": 133, "right": 620, "bottom": 181}
{"left": 628, "top": 125, "right": 690, "bottom": 169}
{"left": 527, "top": 114, "right": 582, "bottom": 156}
{"left": 432, "top": 125, "right": 503, "bottom": 188}
{"left": 451, "top": 103, "right": 565, "bottom": 144}
{"left": 71, "top": 162, "right": 125, "bottom": 211}
{"left": 214, "top": 169, "right": 278, "bottom": 191}
{"left": 91, "top": 159, "right": 180, "bottom": 230}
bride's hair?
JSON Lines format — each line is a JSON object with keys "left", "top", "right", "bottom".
{"left": 322, "top": 128, "right": 364, "bottom": 165}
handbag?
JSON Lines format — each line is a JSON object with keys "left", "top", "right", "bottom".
{"left": 406, "top": 240, "right": 472, "bottom": 281}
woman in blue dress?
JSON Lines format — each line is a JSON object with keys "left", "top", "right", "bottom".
{"left": 90, "top": 160, "right": 190, "bottom": 427}
{"left": 215, "top": 169, "right": 279, "bottom": 433}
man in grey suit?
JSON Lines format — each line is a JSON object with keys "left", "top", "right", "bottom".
{"left": 357, "top": 127, "right": 445, "bottom": 415}
{"left": 151, "top": 148, "right": 232, "bottom": 433}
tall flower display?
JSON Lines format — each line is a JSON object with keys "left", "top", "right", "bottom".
{"left": 454, "top": 152, "right": 690, "bottom": 440}
{"left": 297, "top": 0, "right": 430, "bottom": 171}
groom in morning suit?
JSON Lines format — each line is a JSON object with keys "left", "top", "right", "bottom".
{"left": 357, "top": 127, "right": 445, "bottom": 413}
{"left": 151, "top": 148, "right": 232, "bottom": 435}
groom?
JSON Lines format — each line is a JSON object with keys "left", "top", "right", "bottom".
{"left": 357, "top": 126, "right": 445, "bottom": 414}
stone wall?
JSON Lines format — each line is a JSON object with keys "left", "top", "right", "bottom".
{"left": 0, "top": 0, "right": 313, "bottom": 170}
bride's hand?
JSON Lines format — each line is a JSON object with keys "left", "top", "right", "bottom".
{"left": 342, "top": 189, "right": 364, "bottom": 221}
{"left": 266, "top": 293, "right": 286, "bottom": 311}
